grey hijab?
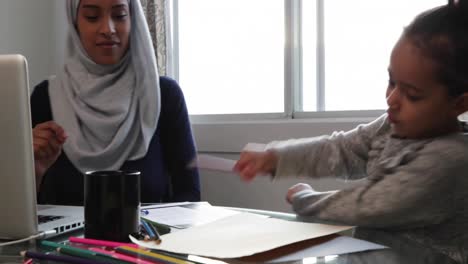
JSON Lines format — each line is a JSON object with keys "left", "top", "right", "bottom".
{"left": 48, "top": 0, "right": 160, "bottom": 173}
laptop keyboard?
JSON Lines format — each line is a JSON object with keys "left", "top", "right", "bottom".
{"left": 38, "top": 215, "right": 64, "bottom": 224}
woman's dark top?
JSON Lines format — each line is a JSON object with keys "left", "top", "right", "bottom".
{"left": 31, "top": 76, "right": 201, "bottom": 205}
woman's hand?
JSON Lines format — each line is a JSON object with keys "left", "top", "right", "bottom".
{"left": 33, "top": 121, "right": 67, "bottom": 186}
{"left": 286, "top": 183, "right": 313, "bottom": 204}
{"left": 233, "top": 150, "right": 279, "bottom": 182}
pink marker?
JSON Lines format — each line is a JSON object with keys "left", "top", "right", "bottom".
{"left": 69, "top": 237, "right": 138, "bottom": 248}
{"left": 89, "top": 247, "right": 158, "bottom": 264}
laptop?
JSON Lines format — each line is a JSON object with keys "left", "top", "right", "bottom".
{"left": 0, "top": 54, "right": 84, "bottom": 239}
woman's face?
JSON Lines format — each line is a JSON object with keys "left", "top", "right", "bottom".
{"left": 76, "top": 0, "right": 131, "bottom": 65}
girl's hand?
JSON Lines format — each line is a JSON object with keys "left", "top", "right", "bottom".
{"left": 33, "top": 121, "right": 67, "bottom": 181}
{"left": 233, "top": 150, "right": 278, "bottom": 182}
{"left": 286, "top": 183, "right": 313, "bottom": 204}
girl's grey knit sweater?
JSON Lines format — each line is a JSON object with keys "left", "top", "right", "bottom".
{"left": 269, "top": 114, "right": 468, "bottom": 263}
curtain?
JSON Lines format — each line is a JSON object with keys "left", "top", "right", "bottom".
{"left": 140, "top": 0, "right": 172, "bottom": 76}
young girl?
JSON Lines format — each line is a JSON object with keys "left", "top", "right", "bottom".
{"left": 31, "top": 0, "right": 200, "bottom": 205}
{"left": 234, "top": 1, "right": 468, "bottom": 262}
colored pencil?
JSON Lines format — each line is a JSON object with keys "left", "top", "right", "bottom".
{"left": 140, "top": 219, "right": 161, "bottom": 243}
{"left": 116, "top": 246, "right": 195, "bottom": 264}
{"left": 89, "top": 247, "right": 159, "bottom": 264}
{"left": 40, "top": 240, "right": 128, "bottom": 264}
{"left": 21, "top": 250, "right": 106, "bottom": 264}
{"left": 145, "top": 220, "right": 162, "bottom": 242}
{"left": 69, "top": 236, "right": 138, "bottom": 248}
{"left": 141, "top": 218, "right": 171, "bottom": 235}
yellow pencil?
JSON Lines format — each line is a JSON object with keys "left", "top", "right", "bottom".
{"left": 115, "top": 246, "right": 195, "bottom": 264}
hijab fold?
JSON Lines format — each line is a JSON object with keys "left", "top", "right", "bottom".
{"left": 49, "top": 0, "right": 160, "bottom": 173}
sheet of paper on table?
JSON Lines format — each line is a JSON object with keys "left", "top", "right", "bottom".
{"left": 131, "top": 212, "right": 353, "bottom": 258}
{"left": 141, "top": 205, "right": 240, "bottom": 228}
{"left": 266, "top": 235, "right": 387, "bottom": 263}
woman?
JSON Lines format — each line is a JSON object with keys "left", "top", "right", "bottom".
{"left": 31, "top": 0, "right": 200, "bottom": 205}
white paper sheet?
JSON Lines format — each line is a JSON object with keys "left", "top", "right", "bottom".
{"left": 141, "top": 202, "right": 193, "bottom": 209}
{"left": 189, "top": 154, "right": 237, "bottom": 172}
{"left": 242, "top": 142, "right": 267, "bottom": 152}
{"left": 188, "top": 143, "right": 267, "bottom": 173}
{"left": 142, "top": 206, "right": 240, "bottom": 228}
{"left": 131, "top": 212, "right": 352, "bottom": 258}
{"left": 267, "top": 236, "right": 387, "bottom": 263}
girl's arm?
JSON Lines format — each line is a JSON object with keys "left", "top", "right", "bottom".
{"left": 271, "top": 114, "right": 388, "bottom": 181}
{"left": 290, "top": 137, "right": 468, "bottom": 228}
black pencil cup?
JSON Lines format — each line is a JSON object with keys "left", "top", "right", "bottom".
{"left": 84, "top": 170, "right": 140, "bottom": 242}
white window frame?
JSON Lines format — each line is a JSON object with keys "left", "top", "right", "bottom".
{"left": 172, "top": 0, "right": 385, "bottom": 152}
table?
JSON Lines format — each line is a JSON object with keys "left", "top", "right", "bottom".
{"left": 0, "top": 203, "right": 457, "bottom": 264}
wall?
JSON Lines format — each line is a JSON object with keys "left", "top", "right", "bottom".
{"left": 193, "top": 118, "right": 373, "bottom": 213}
{"left": 0, "top": 0, "right": 65, "bottom": 89}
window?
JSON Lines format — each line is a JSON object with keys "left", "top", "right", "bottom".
{"left": 174, "top": 0, "right": 446, "bottom": 116}
{"left": 176, "top": 0, "right": 284, "bottom": 115}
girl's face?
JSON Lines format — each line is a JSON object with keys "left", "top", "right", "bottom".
{"left": 386, "top": 36, "right": 463, "bottom": 139}
{"left": 76, "top": 0, "right": 131, "bottom": 65}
